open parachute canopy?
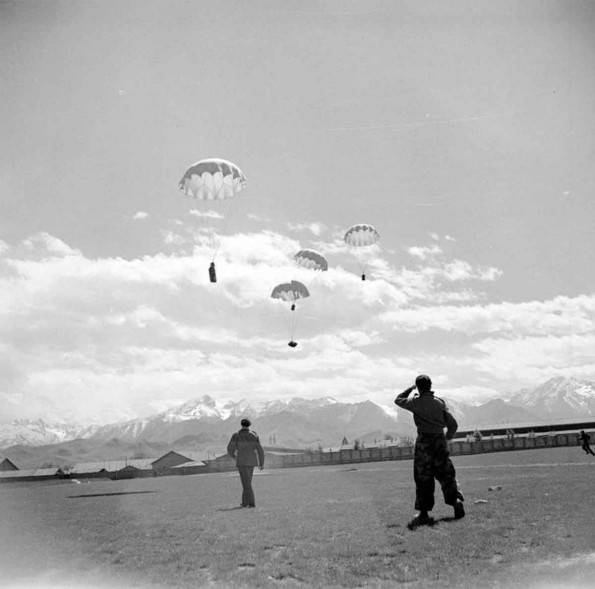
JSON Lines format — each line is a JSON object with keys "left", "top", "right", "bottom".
{"left": 271, "top": 280, "right": 310, "bottom": 303}
{"left": 343, "top": 224, "right": 380, "bottom": 247}
{"left": 294, "top": 249, "right": 328, "bottom": 272}
{"left": 178, "top": 158, "right": 247, "bottom": 282}
{"left": 271, "top": 280, "right": 310, "bottom": 348}
{"left": 179, "top": 158, "right": 247, "bottom": 200}
{"left": 344, "top": 224, "right": 380, "bottom": 281}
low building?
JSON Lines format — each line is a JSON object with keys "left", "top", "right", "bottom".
{"left": 70, "top": 459, "right": 156, "bottom": 480}
{"left": 0, "top": 467, "right": 65, "bottom": 484}
{"left": 0, "top": 458, "right": 19, "bottom": 472}
{"left": 151, "top": 451, "right": 195, "bottom": 475}
{"left": 170, "top": 460, "right": 209, "bottom": 476}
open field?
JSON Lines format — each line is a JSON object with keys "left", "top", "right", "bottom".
{"left": 1, "top": 446, "right": 594, "bottom": 589}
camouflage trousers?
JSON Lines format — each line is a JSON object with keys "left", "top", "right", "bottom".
{"left": 413, "top": 433, "right": 463, "bottom": 512}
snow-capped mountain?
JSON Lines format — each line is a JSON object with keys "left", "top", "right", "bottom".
{"left": 0, "top": 396, "right": 401, "bottom": 450}
{"left": 2, "top": 378, "right": 594, "bottom": 451}
{"left": 85, "top": 396, "right": 400, "bottom": 447}
{"left": 507, "top": 377, "right": 595, "bottom": 420}
{"left": 0, "top": 419, "right": 97, "bottom": 449}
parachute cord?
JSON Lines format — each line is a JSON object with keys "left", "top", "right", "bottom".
{"left": 209, "top": 194, "right": 241, "bottom": 265}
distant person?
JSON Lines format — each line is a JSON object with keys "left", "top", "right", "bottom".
{"left": 395, "top": 375, "right": 465, "bottom": 529}
{"left": 579, "top": 431, "right": 595, "bottom": 456}
{"left": 473, "top": 429, "right": 483, "bottom": 443}
{"left": 227, "top": 418, "right": 265, "bottom": 508}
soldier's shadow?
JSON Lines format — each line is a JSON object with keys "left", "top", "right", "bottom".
{"left": 391, "top": 515, "right": 457, "bottom": 531}
{"left": 432, "top": 516, "right": 456, "bottom": 524}
{"left": 217, "top": 506, "right": 246, "bottom": 512}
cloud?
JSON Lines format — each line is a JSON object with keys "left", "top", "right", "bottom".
{"left": 408, "top": 245, "right": 443, "bottom": 260}
{"left": 472, "top": 333, "right": 595, "bottom": 385}
{"left": 189, "top": 209, "right": 224, "bottom": 220}
{"left": 286, "top": 221, "right": 327, "bottom": 236}
{"left": 442, "top": 260, "right": 501, "bottom": 282}
{"left": 247, "top": 213, "right": 271, "bottom": 223}
{"left": 22, "top": 232, "right": 81, "bottom": 257}
{"left": 133, "top": 211, "right": 149, "bottom": 220}
{"left": 0, "top": 230, "right": 590, "bottom": 425}
{"left": 379, "top": 295, "right": 595, "bottom": 337}
{"left": 162, "top": 230, "right": 187, "bottom": 246}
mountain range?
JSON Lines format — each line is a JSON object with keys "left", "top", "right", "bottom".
{"left": 2, "top": 377, "right": 595, "bottom": 469}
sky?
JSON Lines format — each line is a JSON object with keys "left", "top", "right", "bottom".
{"left": 1, "top": 0, "right": 595, "bottom": 425}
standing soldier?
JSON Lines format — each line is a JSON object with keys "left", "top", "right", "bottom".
{"left": 227, "top": 418, "right": 265, "bottom": 508}
{"left": 395, "top": 374, "right": 465, "bottom": 528}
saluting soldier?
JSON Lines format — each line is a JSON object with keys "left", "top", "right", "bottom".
{"left": 227, "top": 418, "right": 265, "bottom": 508}
{"left": 395, "top": 374, "right": 465, "bottom": 528}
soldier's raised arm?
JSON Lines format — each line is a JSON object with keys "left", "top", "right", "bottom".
{"left": 395, "top": 385, "right": 416, "bottom": 408}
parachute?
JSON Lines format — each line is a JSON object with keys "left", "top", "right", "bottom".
{"left": 271, "top": 280, "right": 310, "bottom": 347}
{"left": 343, "top": 224, "right": 380, "bottom": 280}
{"left": 294, "top": 249, "right": 328, "bottom": 272}
{"left": 179, "top": 158, "right": 247, "bottom": 283}
{"left": 344, "top": 224, "right": 380, "bottom": 248}
{"left": 179, "top": 158, "right": 247, "bottom": 200}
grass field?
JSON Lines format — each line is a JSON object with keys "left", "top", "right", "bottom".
{"left": 1, "top": 446, "right": 594, "bottom": 589}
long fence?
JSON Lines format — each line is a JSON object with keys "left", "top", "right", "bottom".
{"left": 1, "top": 432, "right": 590, "bottom": 483}
{"left": 206, "top": 431, "right": 589, "bottom": 472}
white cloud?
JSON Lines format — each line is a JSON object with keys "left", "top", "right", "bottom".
{"left": 440, "top": 385, "right": 500, "bottom": 405}
{"left": 0, "top": 230, "right": 590, "bottom": 424}
{"left": 407, "top": 245, "right": 442, "bottom": 259}
{"left": 472, "top": 333, "right": 595, "bottom": 385}
{"left": 442, "top": 260, "right": 501, "bottom": 282}
{"left": 189, "top": 209, "right": 224, "bottom": 220}
{"left": 22, "top": 232, "right": 81, "bottom": 257}
{"left": 379, "top": 295, "right": 595, "bottom": 337}
{"left": 247, "top": 213, "right": 271, "bottom": 223}
{"left": 286, "top": 221, "right": 327, "bottom": 236}
{"left": 133, "top": 211, "right": 149, "bottom": 220}
{"left": 162, "top": 230, "right": 187, "bottom": 246}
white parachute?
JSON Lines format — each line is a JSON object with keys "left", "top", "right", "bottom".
{"left": 344, "top": 224, "right": 380, "bottom": 280}
{"left": 179, "top": 158, "right": 247, "bottom": 282}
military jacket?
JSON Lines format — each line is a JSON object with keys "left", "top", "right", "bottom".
{"left": 395, "top": 390, "right": 458, "bottom": 439}
{"left": 227, "top": 427, "right": 265, "bottom": 467}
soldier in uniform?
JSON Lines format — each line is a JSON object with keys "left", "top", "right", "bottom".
{"left": 395, "top": 374, "right": 465, "bottom": 528}
{"left": 579, "top": 430, "right": 595, "bottom": 456}
{"left": 227, "top": 418, "right": 265, "bottom": 508}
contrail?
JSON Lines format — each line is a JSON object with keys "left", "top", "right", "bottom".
{"left": 316, "top": 111, "right": 516, "bottom": 132}
{"left": 412, "top": 203, "right": 448, "bottom": 207}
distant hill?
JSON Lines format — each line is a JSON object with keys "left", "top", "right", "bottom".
{"left": 2, "top": 438, "right": 179, "bottom": 471}
{"left": 451, "top": 399, "right": 541, "bottom": 429}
